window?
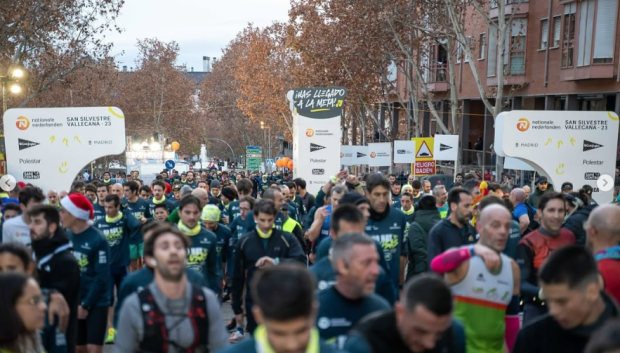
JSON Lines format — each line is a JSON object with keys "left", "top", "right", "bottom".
{"left": 508, "top": 18, "right": 527, "bottom": 74}
{"left": 540, "top": 19, "right": 549, "bottom": 49}
{"left": 479, "top": 33, "right": 486, "bottom": 59}
{"left": 487, "top": 26, "right": 498, "bottom": 77}
{"left": 593, "top": 0, "right": 618, "bottom": 63}
{"left": 577, "top": 0, "right": 595, "bottom": 67}
{"left": 561, "top": 3, "right": 576, "bottom": 68}
{"left": 428, "top": 44, "right": 448, "bottom": 83}
{"left": 552, "top": 16, "right": 561, "bottom": 47}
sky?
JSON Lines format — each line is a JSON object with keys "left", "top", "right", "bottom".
{"left": 106, "top": 0, "right": 291, "bottom": 71}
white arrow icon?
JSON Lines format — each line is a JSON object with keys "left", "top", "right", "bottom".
{"left": 597, "top": 174, "right": 614, "bottom": 192}
{"left": 0, "top": 175, "right": 17, "bottom": 192}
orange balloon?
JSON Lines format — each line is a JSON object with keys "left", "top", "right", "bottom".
{"left": 283, "top": 157, "right": 291, "bottom": 165}
{"left": 276, "top": 159, "right": 284, "bottom": 168}
{"left": 287, "top": 160, "right": 293, "bottom": 170}
{"left": 171, "top": 141, "right": 180, "bottom": 151}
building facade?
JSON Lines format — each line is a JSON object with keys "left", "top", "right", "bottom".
{"left": 396, "top": 0, "right": 620, "bottom": 167}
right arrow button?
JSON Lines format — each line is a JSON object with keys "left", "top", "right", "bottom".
{"left": 597, "top": 174, "right": 614, "bottom": 192}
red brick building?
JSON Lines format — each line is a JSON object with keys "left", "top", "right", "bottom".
{"left": 395, "top": 0, "right": 620, "bottom": 166}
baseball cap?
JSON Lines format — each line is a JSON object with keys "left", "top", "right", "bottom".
{"left": 561, "top": 182, "right": 573, "bottom": 191}
{"left": 536, "top": 176, "right": 548, "bottom": 184}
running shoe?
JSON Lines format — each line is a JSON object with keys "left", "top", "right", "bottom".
{"left": 105, "top": 328, "right": 116, "bottom": 344}
{"left": 229, "top": 327, "right": 245, "bottom": 343}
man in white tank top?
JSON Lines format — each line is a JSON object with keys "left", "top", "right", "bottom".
{"left": 430, "top": 204, "right": 521, "bottom": 353}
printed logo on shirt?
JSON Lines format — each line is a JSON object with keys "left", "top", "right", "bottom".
{"left": 318, "top": 317, "right": 331, "bottom": 329}
{"left": 389, "top": 222, "right": 401, "bottom": 230}
{"left": 476, "top": 273, "right": 485, "bottom": 282}
{"left": 318, "top": 280, "right": 336, "bottom": 290}
{"left": 98, "top": 251, "right": 107, "bottom": 264}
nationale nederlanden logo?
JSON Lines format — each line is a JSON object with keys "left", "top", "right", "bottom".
{"left": 517, "top": 118, "right": 530, "bottom": 132}
{"left": 16, "top": 116, "right": 30, "bottom": 130}
{"left": 370, "top": 152, "right": 377, "bottom": 158}
{"left": 306, "top": 128, "right": 315, "bottom": 137}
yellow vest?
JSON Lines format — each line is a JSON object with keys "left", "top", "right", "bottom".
{"left": 282, "top": 217, "right": 300, "bottom": 234}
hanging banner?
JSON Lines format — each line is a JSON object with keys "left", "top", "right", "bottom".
{"left": 433, "top": 135, "right": 459, "bottom": 161}
{"left": 393, "top": 140, "right": 416, "bottom": 164}
{"left": 288, "top": 87, "right": 347, "bottom": 194}
{"left": 495, "top": 110, "right": 619, "bottom": 204}
{"left": 4, "top": 107, "right": 126, "bottom": 193}
{"left": 352, "top": 145, "right": 369, "bottom": 165}
{"left": 411, "top": 137, "right": 436, "bottom": 175}
{"left": 368, "top": 142, "right": 392, "bottom": 167}
{"left": 340, "top": 145, "right": 354, "bottom": 166}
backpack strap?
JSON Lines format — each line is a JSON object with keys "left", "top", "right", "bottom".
{"left": 138, "top": 287, "right": 168, "bottom": 353}
{"left": 138, "top": 285, "right": 210, "bottom": 353}
{"left": 186, "top": 285, "right": 210, "bottom": 352}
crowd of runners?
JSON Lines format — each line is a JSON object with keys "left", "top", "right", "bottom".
{"left": 1, "top": 167, "right": 620, "bottom": 353}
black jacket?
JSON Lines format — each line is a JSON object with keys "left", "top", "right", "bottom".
{"left": 32, "top": 229, "right": 81, "bottom": 353}
{"left": 427, "top": 219, "right": 476, "bottom": 269}
{"left": 344, "top": 311, "right": 465, "bottom": 353}
{"left": 513, "top": 291, "right": 619, "bottom": 353}
{"left": 231, "top": 228, "right": 306, "bottom": 314}
{"left": 406, "top": 210, "right": 442, "bottom": 279}
{"left": 563, "top": 204, "right": 597, "bottom": 246}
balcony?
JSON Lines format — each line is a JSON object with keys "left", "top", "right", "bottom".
{"left": 427, "top": 63, "right": 449, "bottom": 92}
{"left": 490, "top": 0, "right": 529, "bottom": 19}
{"left": 561, "top": 65, "right": 616, "bottom": 81}
{"left": 487, "top": 74, "right": 527, "bottom": 86}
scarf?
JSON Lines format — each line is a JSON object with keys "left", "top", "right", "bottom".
{"left": 178, "top": 221, "right": 201, "bottom": 236}
{"left": 152, "top": 195, "right": 166, "bottom": 204}
{"left": 105, "top": 213, "right": 123, "bottom": 223}
{"left": 256, "top": 226, "right": 273, "bottom": 239}
{"left": 401, "top": 207, "right": 414, "bottom": 216}
{"left": 254, "top": 325, "right": 319, "bottom": 353}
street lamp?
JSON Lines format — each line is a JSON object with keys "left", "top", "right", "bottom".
{"left": 260, "top": 121, "right": 272, "bottom": 160}
{"left": 2, "top": 67, "right": 26, "bottom": 113}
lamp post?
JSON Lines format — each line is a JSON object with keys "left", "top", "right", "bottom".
{"left": 260, "top": 121, "right": 271, "bottom": 160}
{"left": 205, "top": 138, "right": 236, "bottom": 166}
{"left": 1, "top": 68, "right": 25, "bottom": 113}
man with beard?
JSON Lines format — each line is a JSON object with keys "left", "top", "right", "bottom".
{"left": 114, "top": 226, "right": 228, "bottom": 352}
{"left": 364, "top": 173, "right": 408, "bottom": 294}
{"left": 527, "top": 176, "right": 553, "bottom": 208}
{"left": 48, "top": 189, "right": 61, "bottom": 209}
{"left": 427, "top": 188, "right": 476, "bottom": 268}
{"left": 29, "top": 205, "right": 81, "bottom": 353}
{"left": 185, "top": 171, "right": 197, "bottom": 189}
{"left": 148, "top": 180, "right": 177, "bottom": 215}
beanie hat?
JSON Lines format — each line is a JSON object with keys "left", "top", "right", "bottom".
{"left": 338, "top": 192, "right": 369, "bottom": 206}
{"left": 210, "top": 180, "right": 221, "bottom": 189}
{"left": 60, "top": 193, "right": 94, "bottom": 221}
{"left": 221, "top": 186, "right": 237, "bottom": 201}
{"left": 201, "top": 205, "right": 221, "bottom": 222}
